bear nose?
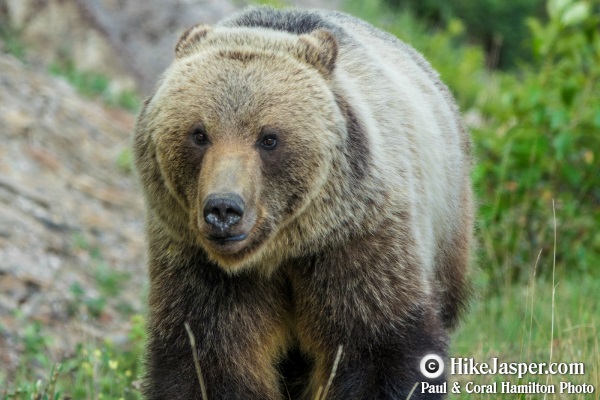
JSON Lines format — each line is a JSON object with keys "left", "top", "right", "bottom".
{"left": 203, "top": 193, "right": 245, "bottom": 232}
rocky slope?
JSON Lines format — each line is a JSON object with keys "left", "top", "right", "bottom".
{"left": 0, "top": 52, "right": 144, "bottom": 378}
{"left": 0, "top": 0, "right": 342, "bottom": 383}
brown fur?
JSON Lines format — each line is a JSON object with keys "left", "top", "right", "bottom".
{"left": 133, "top": 6, "right": 473, "bottom": 400}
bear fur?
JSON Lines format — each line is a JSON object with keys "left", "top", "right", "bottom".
{"left": 133, "top": 6, "right": 474, "bottom": 400}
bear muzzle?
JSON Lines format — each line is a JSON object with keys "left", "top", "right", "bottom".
{"left": 203, "top": 192, "right": 248, "bottom": 243}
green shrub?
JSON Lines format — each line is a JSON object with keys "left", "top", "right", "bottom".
{"left": 381, "top": 0, "right": 546, "bottom": 69}
{"left": 473, "top": 0, "right": 600, "bottom": 286}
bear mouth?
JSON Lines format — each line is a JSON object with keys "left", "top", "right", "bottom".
{"left": 206, "top": 233, "right": 248, "bottom": 245}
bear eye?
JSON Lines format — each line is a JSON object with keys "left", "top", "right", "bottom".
{"left": 191, "top": 125, "right": 209, "bottom": 146}
{"left": 259, "top": 134, "right": 278, "bottom": 150}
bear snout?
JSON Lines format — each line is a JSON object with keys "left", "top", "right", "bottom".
{"left": 203, "top": 192, "right": 246, "bottom": 236}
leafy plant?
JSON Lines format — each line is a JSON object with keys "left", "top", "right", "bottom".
{"left": 381, "top": 0, "right": 546, "bottom": 69}
{"left": 473, "top": 0, "right": 600, "bottom": 286}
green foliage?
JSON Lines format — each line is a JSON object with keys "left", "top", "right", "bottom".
{"left": 451, "top": 0, "right": 545, "bottom": 68}
{"left": 0, "top": 25, "right": 26, "bottom": 59}
{"left": 381, "top": 0, "right": 546, "bottom": 69}
{"left": 49, "top": 62, "right": 109, "bottom": 97}
{"left": 474, "top": 0, "right": 600, "bottom": 286}
{"left": 68, "top": 282, "right": 107, "bottom": 320}
{"left": 2, "top": 315, "right": 145, "bottom": 399}
{"left": 252, "top": 0, "right": 286, "bottom": 8}
{"left": 49, "top": 61, "right": 140, "bottom": 111}
{"left": 94, "top": 263, "right": 130, "bottom": 298}
{"left": 67, "top": 232, "right": 134, "bottom": 321}
{"left": 116, "top": 148, "right": 134, "bottom": 174}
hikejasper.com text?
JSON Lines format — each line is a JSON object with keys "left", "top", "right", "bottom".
{"left": 451, "top": 357, "right": 585, "bottom": 379}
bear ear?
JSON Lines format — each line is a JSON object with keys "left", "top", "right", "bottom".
{"left": 175, "top": 24, "right": 213, "bottom": 58}
{"left": 298, "top": 29, "right": 338, "bottom": 77}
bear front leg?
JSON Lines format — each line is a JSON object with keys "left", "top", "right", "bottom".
{"left": 144, "top": 320, "right": 286, "bottom": 400}
{"left": 143, "top": 250, "right": 289, "bottom": 400}
{"left": 306, "top": 310, "right": 448, "bottom": 400}
{"left": 291, "top": 249, "right": 449, "bottom": 399}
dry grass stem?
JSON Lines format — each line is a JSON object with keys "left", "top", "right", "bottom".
{"left": 184, "top": 321, "right": 209, "bottom": 400}
{"left": 318, "top": 345, "right": 343, "bottom": 400}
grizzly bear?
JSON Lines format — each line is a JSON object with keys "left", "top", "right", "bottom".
{"left": 133, "top": 6, "right": 473, "bottom": 400}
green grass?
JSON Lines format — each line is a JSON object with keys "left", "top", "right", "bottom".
{"left": 1, "top": 315, "right": 145, "bottom": 400}
{"left": 2, "top": 235, "right": 141, "bottom": 399}
{"left": 451, "top": 277, "right": 600, "bottom": 399}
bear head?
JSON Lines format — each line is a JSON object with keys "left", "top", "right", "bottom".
{"left": 134, "top": 25, "right": 348, "bottom": 274}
